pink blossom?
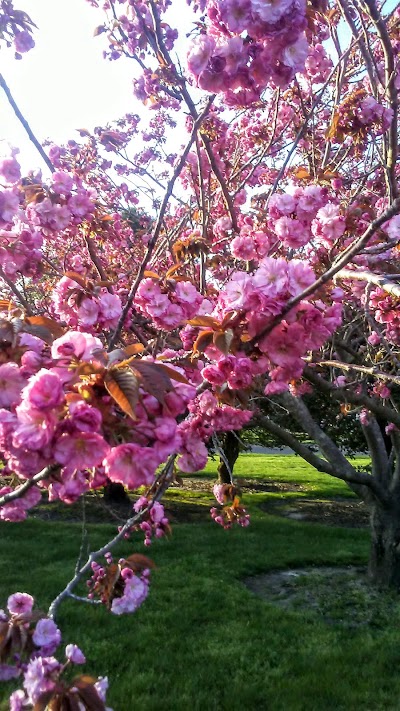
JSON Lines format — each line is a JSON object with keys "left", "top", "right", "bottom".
{"left": 65, "top": 644, "right": 86, "bottom": 664}
{"left": 98, "top": 292, "right": 122, "bottom": 327}
{"left": 32, "top": 619, "right": 61, "bottom": 650}
{"left": 7, "top": 592, "right": 34, "bottom": 616}
{"left": 22, "top": 369, "right": 64, "bottom": 411}
{"left": 51, "top": 171, "right": 74, "bottom": 194}
{"left": 104, "top": 443, "right": 159, "bottom": 488}
{"left": 282, "top": 34, "right": 309, "bottom": 71}
{"left": 51, "top": 331, "right": 103, "bottom": 361}
{"left": 0, "top": 157, "right": 21, "bottom": 184}
{"left": 260, "top": 322, "right": 306, "bottom": 366}
{"left": 0, "top": 189, "right": 19, "bottom": 222}
{"left": 111, "top": 573, "right": 149, "bottom": 615}
{"left": 54, "top": 432, "right": 109, "bottom": 471}
{"left": 0, "top": 363, "right": 24, "bottom": 407}
{"left": 68, "top": 400, "right": 102, "bottom": 432}
{"left": 187, "top": 34, "right": 215, "bottom": 75}
{"left": 78, "top": 297, "right": 99, "bottom": 326}
{"left": 253, "top": 257, "right": 288, "bottom": 297}
{"left": 23, "top": 656, "right": 60, "bottom": 704}
{"left": 14, "top": 30, "right": 35, "bottom": 53}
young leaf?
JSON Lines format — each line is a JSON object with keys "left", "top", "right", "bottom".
{"left": 193, "top": 330, "right": 214, "bottom": 354}
{"left": 104, "top": 366, "right": 140, "bottom": 420}
{"left": 131, "top": 361, "right": 173, "bottom": 405}
{"left": 156, "top": 363, "right": 189, "bottom": 384}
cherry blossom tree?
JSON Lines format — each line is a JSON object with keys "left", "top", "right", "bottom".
{"left": 0, "top": 0, "right": 400, "bottom": 705}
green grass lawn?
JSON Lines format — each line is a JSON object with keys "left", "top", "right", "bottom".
{"left": 3, "top": 454, "right": 399, "bottom": 711}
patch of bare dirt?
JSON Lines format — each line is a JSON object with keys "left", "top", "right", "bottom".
{"left": 260, "top": 497, "right": 369, "bottom": 527}
{"left": 243, "top": 566, "right": 399, "bottom": 628}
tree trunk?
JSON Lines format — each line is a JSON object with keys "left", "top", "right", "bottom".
{"left": 217, "top": 431, "right": 240, "bottom": 484}
{"left": 103, "top": 481, "right": 130, "bottom": 506}
{"left": 369, "top": 503, "right": 400, "bottom": 589}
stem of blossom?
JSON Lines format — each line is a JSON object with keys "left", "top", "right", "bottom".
{"left": 337, "top": 269, "right": 400, "bottom": 298}
{"left": 107, "top": 97, "right": 214, "bottom": 350}
{"left": 317, "top": 359, "right": 400, "bottom": 386}
{"left": 358, "top": 0, "right": 398, "bottom": 201}
{"left": 0, "top": 466, "right": 55, "bottom": 506}
{"left": 48, "top": 457, "right": 175, "bottom": 620}
{"left": 84, "top": 233, "right": 112, "bottom": 291}
{"left": 304, "top": 366, "right": 400, "bottom": 430}
{"left": 0, "top": 73, "right": 54, "bottom": 175}
{"left": 0, "top": 266, "right": 34, "bottom": 314}
{"left": 253, "top": 198, "right": 400, "bottom": 346}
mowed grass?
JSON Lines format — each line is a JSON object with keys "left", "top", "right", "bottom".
{"left": 3, "top": 454, "right": 400, "bottom": 711}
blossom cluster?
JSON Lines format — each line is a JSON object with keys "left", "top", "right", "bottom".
{"left": 136, "top": 277, "right": 204, "bottom": 330}
{"left": 212, "top": 257, "right": 342, "bottom": 394}
{"left": 187, "top": 0, "right": 309, "bottom": 103}
{"left": 0, "top": 0, "right": 35, "bottom": 58}
{"left": 133, "top": 496, "right": 170, "bottom": 546}
{"left": 0, "top": 592, "right": 109, "bottom": 710}
{"left": 0, "top": 327, "right": 198, "bottom": 519}
{"left": 88, "top": 554, "right": 151, "bottom": 616}
{"left": 52, "top": 275, "right": 123, "bottom": 331}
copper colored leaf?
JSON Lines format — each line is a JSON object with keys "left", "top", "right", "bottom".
{"left": 131, "top": 360, "right": 173, "bottom": 405}
{"left": 156, "top": 363, "right": 189, "bottom": 384}
{"left": 104, "top": 366, "right": 140, "bottom": 420}
{"left": 294, "top": 166, "right": 310, "bottom": 180}
{"left": 34, "top": 691, "right": 57, "bottom": 711}
{"left": 220, "top": 311, "right": 237, "bottom": 329}
{"left": 93, "top": 24, "right": 106, "bottom": 36}
{"left": 143, "top": 270, "right": 160, "bottom": 279}
{"left": 193, "top": 330, "right": 214, "bottom": 354}
{"left": 64, "top": 272, "right": 88, "bottom": 289}
{"left": 92, "top": 563, "right": 121, "bottom": 605}
{"left": 213, "top": 329, "right": 234, "bottom": 355}
{"left": 75, "top": 683, "right": 106, "bottom": 711}
{"left": 165, "top": 264, "right": 182, "bottom": 279}
{"left": 0, "top": 300, "right": 14, "bottom": 312}
{"left": 124, "top": 343, "right": 145, "bottom": 356}
{"left": 25, "top": 316, "right": 65, "bottom": 340}
{"left": 123, "top": 553, "right": 155, "bottom": 572}
{"left": 188, "top": 315, "right": 221, "bottom": 329}
{"left": 325, "top": 112, "right": 340, "bottom": 140}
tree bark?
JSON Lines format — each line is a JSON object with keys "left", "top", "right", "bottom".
{"left": 103, "top": 480, "right": 131, "bottom": 506}
{"left": 369, "top": 503, "right": 400, "bottom": 589}
{"left": 217, "top": 431, "right": 240, "bottom": 484}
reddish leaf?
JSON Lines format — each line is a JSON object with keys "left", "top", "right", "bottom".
{"left": 143, "top": 270, "right": 160, "bottom": 279}
{"left": 104, "top": 366, "right": 140, "bottom": 420}
{"left": 34, "top": 691, "right": 57, "bottom": 711}
{"left": 213, "top": 329, "right": 234, "bottom": 355}
{"left": 193, "top": 330, "right": 214, "bottom": 354}
{"left": 25, "top": 316, "right": 65, "bottom": 340}
{"left": 92, "top": 563, "right": 121, "bottom": 605}
{"left": 131, "top": 360, "right": 173, "bottom": 405}
{"left": 123, "top": 553, "right": 155, "bottom": 572}
{"left": 165, "top": 264, "right": 182, "bottom": 279}
{"left": 0, "top": 319, "right": 16, "bottom": 345}
{"left": 188, "top": 315, "right": 221, "bottom": 329}
{"left": 0, "top": 300, "right": 14, "bottom": 312}
{"left": 156, "top": 363, "right": 189, "bottom": 384}
{"left": 294, "top": 166, "right": 310, "bottom": 180}
{"left": 93, "top": 24, "right": 106, "bottom": 36}
{"left": 75, "top": 684, "right": 106, "bottom": 711}
{"left": 124, "top": 343, "right": 145, "bottom": 356}
{"left": 64, "top": 272, "right": 88, "bottom": 289}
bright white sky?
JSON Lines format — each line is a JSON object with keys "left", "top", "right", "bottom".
{"left": 0, "top": 0, "right": 192, "bottom": 175}
{"left": 1, "top": 0, "right": 397, "bottom": 177}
